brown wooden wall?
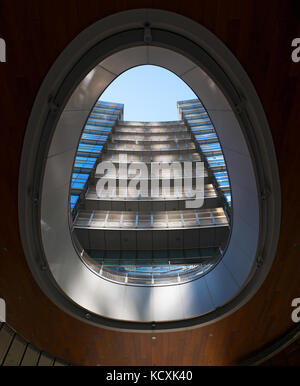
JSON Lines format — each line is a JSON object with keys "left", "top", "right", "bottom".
{"left": 262, "top": 340, "right": 300, "bottom": 366}
{"left": 0, "top": 0, "right": 300, "bottom": 365}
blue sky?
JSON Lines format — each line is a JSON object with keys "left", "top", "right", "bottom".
{"left": 100, "top": 65, "right": 197, "bottom": 121}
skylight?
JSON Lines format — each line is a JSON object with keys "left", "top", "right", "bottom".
{"left": 100, "top": 65, "right": 197, "bottom": 121}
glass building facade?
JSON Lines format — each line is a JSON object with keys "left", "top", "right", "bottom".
{"left": 71, "top": 99, "right": 231, "bottom": 285}
{"left": 70, "top": 100, "right": 123, "bottom": 212}
{"left": 177, "top": 99, "right": 232, "bottom": 209}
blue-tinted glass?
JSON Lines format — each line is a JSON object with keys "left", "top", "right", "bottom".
{"left": 85, "top": 124, "right": 112, "bottom": 132}
{"left": 81, "top": 133, "right": 108, "bottom": 141}
{"left": 200, "top": 143, "right": 221, "bottom": 152}
{"left": 70, "top": 195, "right": 79, "bottom": 204}
{"left": 78, "top": 144, "right": 103, "bottom": 153}
{"left": 195, "top": 133, "right": 217, "bottom": 141}
{"left": 224, "top": 193, "right": 232, "bottom": 205}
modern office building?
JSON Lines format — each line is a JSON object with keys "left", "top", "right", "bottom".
{"left": 70, "top": 100, "right": 124, "bottom": 213}
{"left": 72, "top": 99, "right": 230, "bottom": 286}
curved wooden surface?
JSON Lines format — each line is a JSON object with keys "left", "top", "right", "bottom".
{"left": 0, "top": 0, "right": 300, "bottom": 365}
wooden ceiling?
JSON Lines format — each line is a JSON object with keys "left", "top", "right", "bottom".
{"left": 0, "top": 0, "right": 300, "bottom": 365}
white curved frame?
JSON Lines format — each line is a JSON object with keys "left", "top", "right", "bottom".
{"left": 19, "top": 9, "right": 281, "bottom": 330}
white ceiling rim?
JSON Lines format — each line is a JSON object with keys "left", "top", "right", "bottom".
{"left": 18, "top": 9, "right": 281, "bottom": 331}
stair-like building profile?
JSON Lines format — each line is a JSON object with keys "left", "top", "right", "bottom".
{"left": 0, "top": 323, "right": 69, "bottom": 366}
{"left": 71, "top": 99, "right": 232, "bottom": 286}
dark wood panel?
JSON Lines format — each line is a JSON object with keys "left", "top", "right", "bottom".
{"left": 0, "top": 0, "right": 299, "bottom": 365}
{"left": 263, "top": 340, "right": 300, "bottom": 366}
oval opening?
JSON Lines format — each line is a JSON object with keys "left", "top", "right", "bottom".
{"left": 70, "top": 65, "right": 232, "bottom": 287}
{"left": 39, "top": 44, "right": 261, "bottom": 324}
